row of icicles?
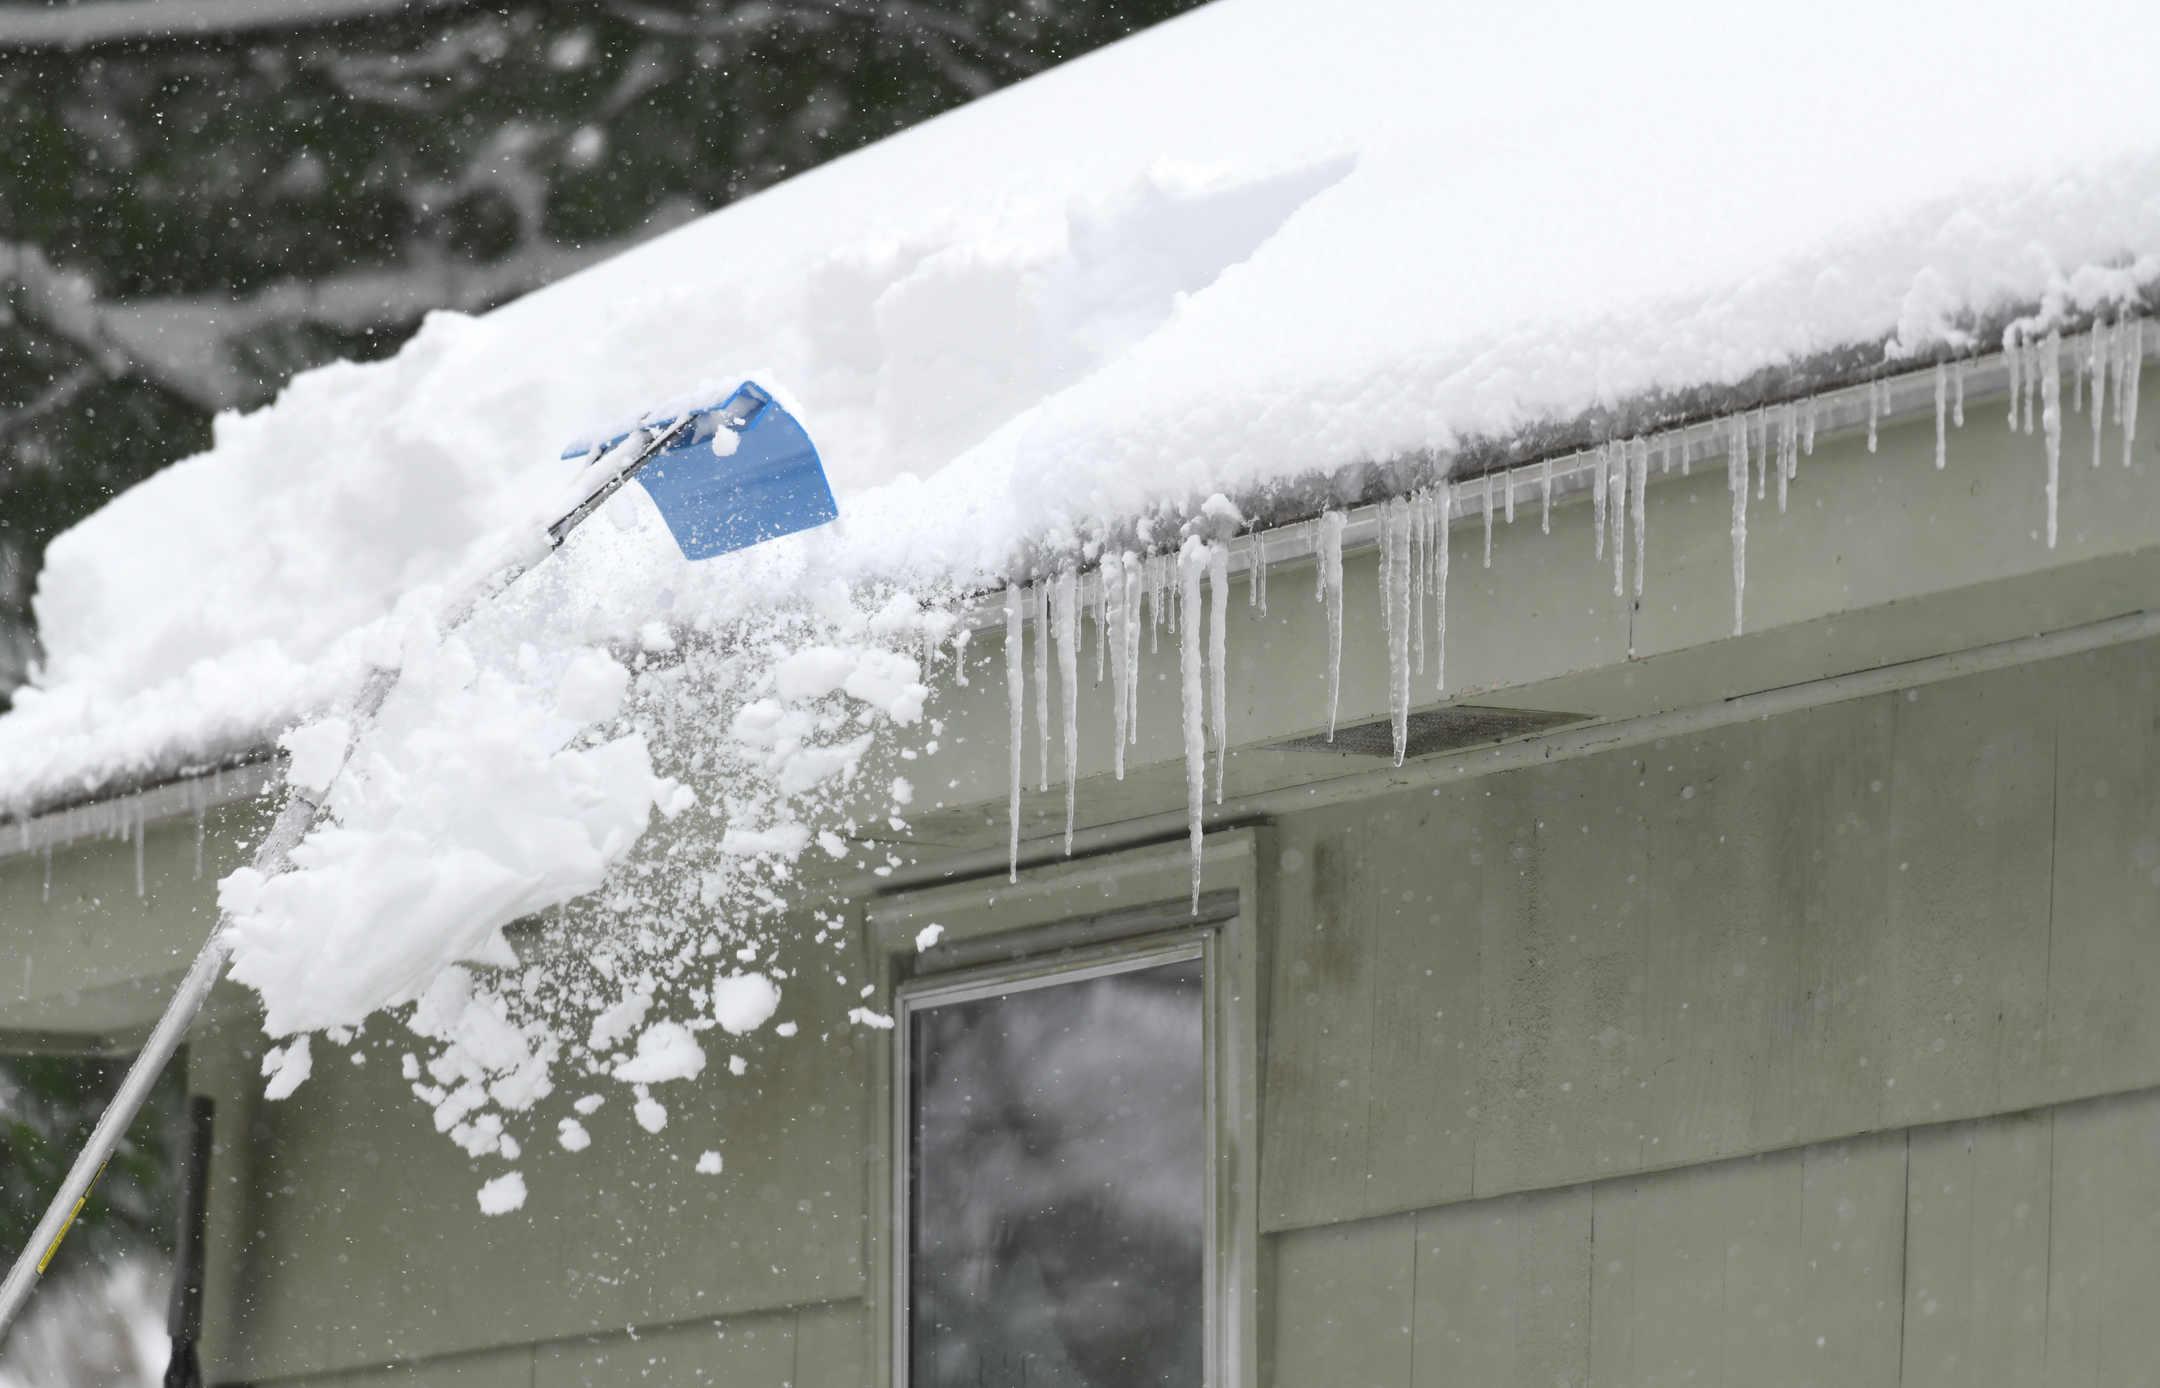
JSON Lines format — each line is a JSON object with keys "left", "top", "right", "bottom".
{"left": 978, "top": 316, "right": 2145, "bottom": 904}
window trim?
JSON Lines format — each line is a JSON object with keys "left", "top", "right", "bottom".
{"left": 862, "top": 827, "right": 1268, "bottom": 1388}
{"left": 893, "top": 923, "right": 1223, "bottom": 1388}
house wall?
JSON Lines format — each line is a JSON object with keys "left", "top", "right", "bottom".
{"left": 1258, "top": 636, "right": 2160, "bottom": 1388}
{"left": 178, "top": 629, "right": 2160, "bottom": 1388}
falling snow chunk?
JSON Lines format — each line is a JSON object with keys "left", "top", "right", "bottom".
{"left": 556, "top": 1118, "right": 591, "bottom": 1152}
{"left": 261, "top": 1035, "right": 313, "bottom": 1101}
{"left": 711, "top": 971, "right": 781, "bottom": 1034}
{"left": 696, "top": 1151, "right": 723, "bottom": 1174}
{"left": 477, "top": 1172, "right": 526, "bottom": 1216}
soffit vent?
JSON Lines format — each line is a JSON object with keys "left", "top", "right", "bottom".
{"left": 1271, "top": 705, "right": 1588, "bottom": 759}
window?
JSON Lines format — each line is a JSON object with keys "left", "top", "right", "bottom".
{"left": 897, "top": 936, "right": 1212, "bottom": 1388}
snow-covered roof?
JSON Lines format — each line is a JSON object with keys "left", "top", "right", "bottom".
{"left": 10, "top": 0, "right": 2160, "bottom": 816}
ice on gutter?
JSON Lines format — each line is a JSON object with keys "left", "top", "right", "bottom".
{"left": 966, "top": 317, "right": 2152, "bottom": 902}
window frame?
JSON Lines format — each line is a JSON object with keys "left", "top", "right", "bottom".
{"left": 893, "top": 922, "right": 1223, "bottom": 1388}
{"left": 863, "top": 829, "right": 1268, "bottom": 1388}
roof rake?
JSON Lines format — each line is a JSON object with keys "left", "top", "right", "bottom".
{"left": 0, "top": 380, "right": 837, "bottom": 1340}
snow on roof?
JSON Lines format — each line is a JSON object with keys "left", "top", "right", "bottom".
{"left": 11, "top": 0, "right": 2160, "bottom": 814}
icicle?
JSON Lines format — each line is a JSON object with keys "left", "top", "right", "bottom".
{"left": 1630, "top": 438, "right": 1648, "bottom": 600}
{"left": 2013, "top": 334, "right": 2030, "bottom": 438}
{"left": 1108, "top": 556, "right": 1131, "bottom": 778}
{"left": 1005, "top": 583, "right": 1024, "bottom": 882}
{"left": 1727, "top": 416, "right": 1749, "bottom": 636}
{"left": 1209, "top": 543, "right": 1229, "bottom": 802}
{"left": 1953, "top": 360, "right": 1966, "bottom": 428}
{"left": 1378, "top": 494, "right": 1395, "bottom": 645}
{"left": 1776, "top": 407, "right": 1793, "bottom": 512}
{"left": 2091, "top": 320, "right": 2110, "bottom": 470}
{"left": 134, "top": 799, "right": 145, "bottom": 898}
{"left": 1033, "top": 584, "right": 1050, "bottom": 793}
{"left": 1125, "top": 552, "right": 1144, "bottom": 745}
{"left": 1609, "top": 443, "right": 1627, "bottom": 597}
{"left": 1435, "top": 486, "right": 1451, "bottom": 692}
{"left": 1382, "top": 500, "right": 1412, "bottom": 764}
{"left": 193, "top": 805, "right": 205, "bottom": 880}
{"left": 1934, "top": 363, "right": 1948, "bottom": 469}
{"left": 2114, "top": 319, "right": 2131, "bottom": 426}
{"left": 1803, "top": 399, "right": 1817, "bottom": 456}
{"left": 952, "top": 626, "right": 971, "bottom": 685}
{"left": 1482, "top": 470, "right": 1494, "bottom": 568}
{"left": 1256, "top": 528, "right": 1270, "bottom": 615}
{"left": 1410, "top": 490, "right": 1427, "bottom": 677}
{"left": 1318, "top": 511, "right": 1346, "bottom": 736}
{"left": 1093, "top": 564, "right": 1106, "bottom": 685}
{"left": 2006, "top": 329, "right": 2023, "bottom": 429}
{"left": 1867, "top": 383, "right": 1879, "bottom": 453}
{"left": 1592, "top": 444, "right": 1608, "bottom": 559}
{"left": 1504, "top": 468, "right": 1516, "bottom": 525}
{"left": 2124, "top": 318, "right": 2143, "bottom": 468}
{"left": 1150, "top": 554, "right": 1164, "bottom": 655}
{"left": 1249, "top": 530, "right": 1262, "bottom": 607}
{"left": 1756, "top": 412, "right": 1770, "bottom": 501}
{"left": 1541, "top": 456, "right": 1553, "bottom": 533}
{"left": 1178, "top": 539, "right": 1207, "bottom": 910}
{"left": 2042, "top": 329, "right": 2062, "bottom": 549}
{"left": 1055, "top": 567, "right": 1080, "bottom": 854}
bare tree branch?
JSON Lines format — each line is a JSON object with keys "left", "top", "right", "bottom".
{"left": 0, "top": 365, "right": 101, "bottom": 447}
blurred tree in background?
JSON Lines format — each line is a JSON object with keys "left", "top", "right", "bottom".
{"left": 0, "top": 0, "right": 1205, "bottom": 702}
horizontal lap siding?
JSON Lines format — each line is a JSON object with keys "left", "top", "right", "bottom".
{"left": 1263, "top": 640, "right": 2160, "bottom": 1231}
{"left": 1272, "top": 1088, "right": 2160, "bottom": 1388}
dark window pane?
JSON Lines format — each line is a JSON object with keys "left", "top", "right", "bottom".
{"left": 909, "top": 956, "right": 1204, "bottom": 1388}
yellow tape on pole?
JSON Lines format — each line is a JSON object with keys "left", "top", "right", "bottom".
{"left": 36, "top": 1162, "right": 105, "bottom": 1275}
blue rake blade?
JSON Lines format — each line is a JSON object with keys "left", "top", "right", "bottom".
{"left": 636, "top": 383, "right": 838, "bottom": 559}
{"left": 564, "top": 383, "right": 838, "bottom": 560}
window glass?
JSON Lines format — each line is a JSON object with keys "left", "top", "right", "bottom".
{"left": 908, "top": 954, "right": 1205, "bottom": 1388}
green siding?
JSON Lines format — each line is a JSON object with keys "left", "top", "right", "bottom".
{"left": 1261, "top": 638, "right": 2160, "bottom": 1231}
{"left": 1273, "top": 1090, "right": 2160, "bottom": 1388}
